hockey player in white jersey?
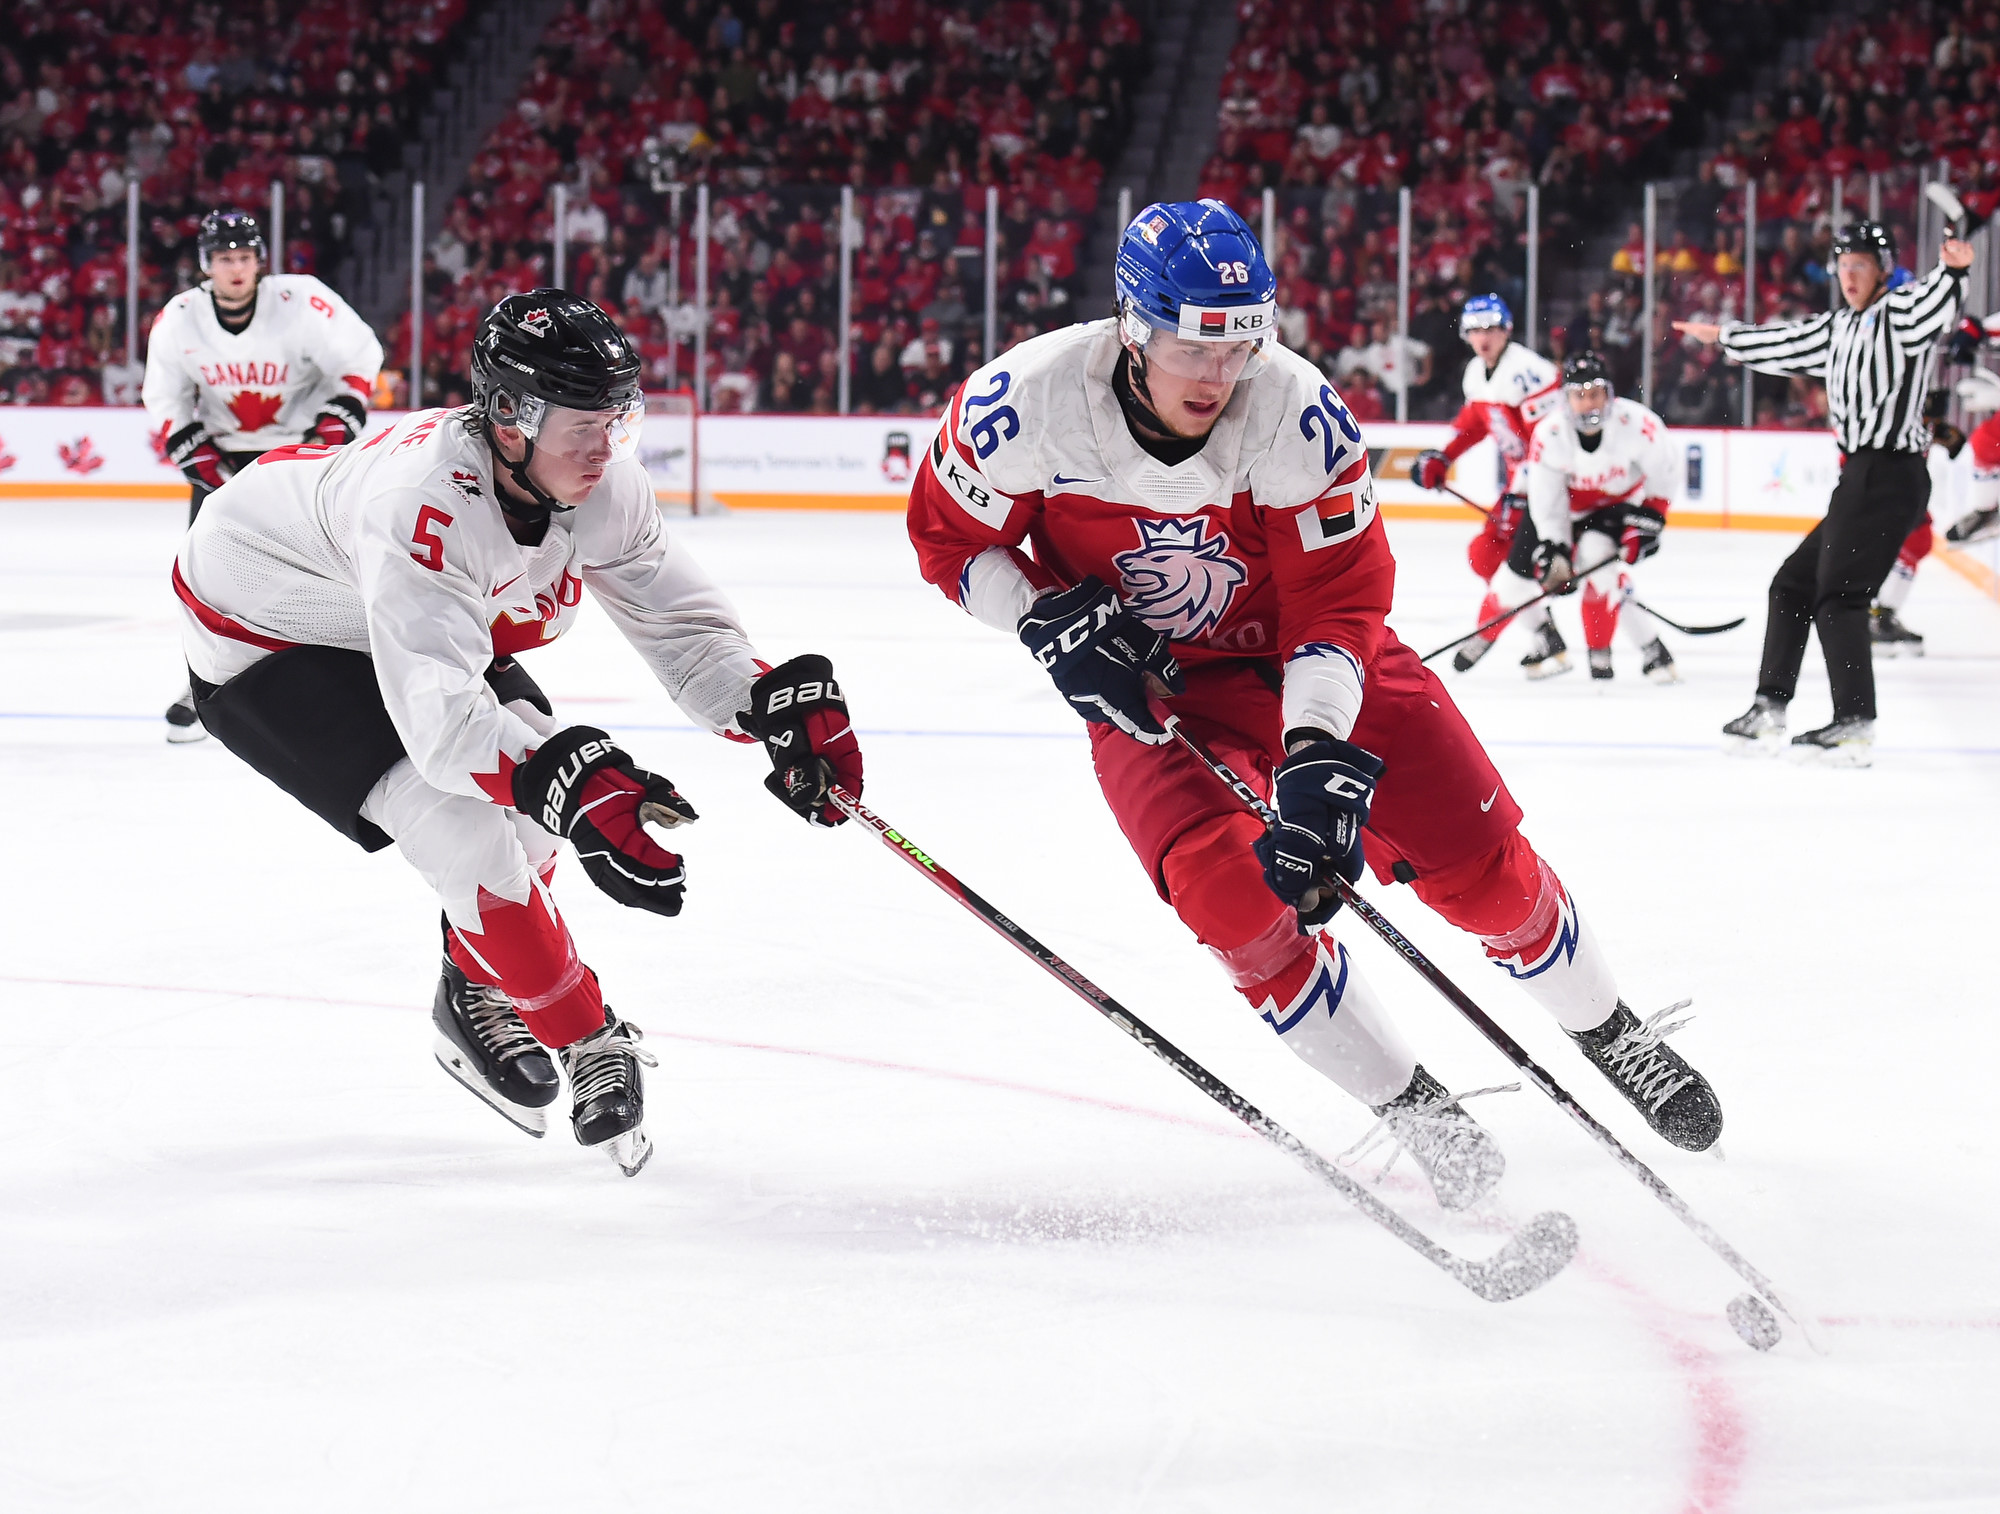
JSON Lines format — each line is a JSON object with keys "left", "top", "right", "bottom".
{"left": 1406, "top": 294, "right": 1569, "bottom": 676}
{"left": 173, "top": 291, "right": 865, "bottom": 1175}
{"left": 1524, "top": 352, "right": 1681, "bottom": 682}
{"left": 145, "top": 209, "right": 384, "bottom": 741}
{"left": 907, "top": 201, "right": 1723, "bottom": 1212}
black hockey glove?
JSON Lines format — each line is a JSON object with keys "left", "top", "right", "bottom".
{"left": 1019, "top": 577, "right": 1184, "bottom": 746}
{"left": 740, "top": 653, "right": 863, "bottom": 827}
{"left": 1619, "top": 504, "right": 1665, "bottom": 563}
{"left": 166, "top": 420, "right": 230, "bottom": 490}
{"left": 1945, "top": 316, "right": 1987, "bottom": 366}
{"left": 306, "top": 392, "right": 367, "bottom": 447}
{"left": 1532, "top": 538, "right": 1576, "bottom": 592}
{"left": 513, "top": 727, "right": 697, "bottom": 917}
{"left": 1252, "top": 732, "right": 1384, "bottom": 926}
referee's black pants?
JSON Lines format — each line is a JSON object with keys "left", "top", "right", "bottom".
{"left": 1756, "top": 448, "right": 1929, "bottom": 722}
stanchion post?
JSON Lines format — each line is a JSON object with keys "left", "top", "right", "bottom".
{"left": 1641, "top": 181, "right": 1656, "bottom": 407}
{"left": 410, "top": 180, "right": 425, "bottom": 409}
{"left": 125, "top": 178, "right": 140, "bottom": 369}
{"left": 1524, "top": 183, "right": 1539, "bottom": 351}
{"left": 269, "top": 179, "right": 285, "bottom": 274}
{"left": 838, "top": 185, "right": 854, "bottom": 415}
{"left": 1395, "top": 185, "right": 1411, "bottom": 423}
{"left": 1742, "top": 179, "right": 1757, "bottom": 426}
{"left": 983, "top": 184, "right": 998, "bottom": 363}
{"left": 552, "top": 182, "right": 567, "bottom": 288}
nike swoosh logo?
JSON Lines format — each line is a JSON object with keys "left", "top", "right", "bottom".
{"left": 1051, "top": 473, "right": 1100, "bottom": 488}
{"left": 491, "top": 574, "right": 524, "bottom": 598}
{"left": 1480, "top": 785, "right": 1500, "bottom": 812}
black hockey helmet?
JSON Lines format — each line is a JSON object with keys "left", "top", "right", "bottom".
{"left": 198, "top": 208, "right": 266, "bottom": 272}
{"left": 1562, "top": 350, "right": 1614, "bottom": 434}
{"left": 470, "top": 290, "right": 645, "bottom": 514}
{"left": 1830, "top": 219, "right": 1896, "bottom": 276}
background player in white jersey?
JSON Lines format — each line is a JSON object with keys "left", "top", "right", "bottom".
{"left": 144, "top": 209, "right": 385, "bottom": 742}
{"left": 173, "top": 292, "right": 864, "bottom": 1175}
{"left": 1406, "top": 294, "right": 1568, "bottom": 676}
{"left": 906, "top": 202, "right": 1722, "bottom": 1214}
{"left": 1524, "top": 352, "right": 1680, "bottom": 683}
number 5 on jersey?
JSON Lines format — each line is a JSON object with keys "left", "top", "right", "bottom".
{"left": 411, "top": 505, "right": 454, "bottom": 570}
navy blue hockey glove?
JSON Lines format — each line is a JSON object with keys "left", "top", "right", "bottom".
{"left": 1253, "top": 733, "right": 1384, "bottom": 926}
{"left": 1945, "top": 315, "right": 1987, "bottom": 366}
{"left": 513, "top": 726, "right": 697, "bottom": 917}
{"left": 1018, "top": 577, "right": 1184, "bottom": 745}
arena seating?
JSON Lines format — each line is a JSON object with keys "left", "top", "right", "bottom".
{"left": 0, "top": 0, "right": 482, "bottom": 404}
{"left": 395, "top": 0, "right": 1149, "bottom": 412}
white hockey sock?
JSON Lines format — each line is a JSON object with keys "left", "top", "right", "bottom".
{"left": 1482, "top": 878, "right": 1619, "bottom": 1033}
{"left": 1254, "top": 935, "right": 1417, "bottom": 1106}
{"left": 1877, "top": 557, "right": 1916, "bottom": 611}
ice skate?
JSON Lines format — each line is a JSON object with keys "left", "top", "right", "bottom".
{"left": 1568, "top": 1001, "right": 1722, "bottom": 1152}
{"left": 433, "top": 957, "right": 561, "bottom": 1136}
{"left": 1588, "top": 646, "right": 1614, "bottom": 681}
{"left": 1790, "top": 716, "right": 1873, "bottom": 768}
{"left": 1640, "top": 638, "right": 1680, "bottom": 683}
{"left": 165, "top": 688, "right": 206, "bottom": 743}
{"left": 1869, "top": 607, "right": 1924, "bottom": 657}
{"left": 560, "top": 1011, "right": 658, "bottom": 1176}
{"left": 1363, "top": 1064, "right": 1507, "bottom": 1211}
{"left": 1945, "top": 504, "right": 1999, "bottom": 545}
{"left": 1721, "top": 695, "right": 1786, "bottom": 753}
{"left": 1519, "top": 621, "right": 1572, "bottom": 680}
{"left": 1452, "top": 634, "right": 1497, "bottom": 673}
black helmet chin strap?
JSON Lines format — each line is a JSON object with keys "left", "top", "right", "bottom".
{"left": 481, "top": 417, "right": 571, "bottom": 522}
{"left": 1113, "top": 346, "right": 1172, "bottom": 440}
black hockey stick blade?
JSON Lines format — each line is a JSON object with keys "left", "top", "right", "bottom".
{"left": 1628, "top": 598, "right": 1745, "bottom": 636}
{"left": 829, "top": 785, "right": 1576, "bottom": 1303}
{"left": 1418, "top": 553, "right": 1623, "bottom": 664}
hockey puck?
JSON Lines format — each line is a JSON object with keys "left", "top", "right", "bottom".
{"left": 1727, "top": 1292, "right": 1782, "bottom": 1351}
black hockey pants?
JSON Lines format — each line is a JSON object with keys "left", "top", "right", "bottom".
{"left": 1756, "top": 448, "right": 1929, "bottom": 721}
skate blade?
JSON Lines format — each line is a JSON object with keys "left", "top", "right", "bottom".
{"left": 1523, "top": 655, "right": 1572, "bottom": 681}
{"left": 602, "top": 1127, "right": 653, "bottom": 1177}
{"left": 434, "top": 1041, "right": 548, "bottom": 1137}
{"left": 1790, "top": 743, "right": 1873, "bottom": 769}
{"left": 1721, "top": 732, "right": 1785, "bottom": 758}
{"left": 1644, "top": 665, "right": 1682, "bottom": 684}
{"left": 165, "top": 723, "right": 208, "bottom": 744}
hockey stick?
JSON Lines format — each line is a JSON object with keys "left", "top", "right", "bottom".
{"left": 828, "top": 785, "right": 1578, "bottom": 1303}
{"left": 1417, "top": 553, "right": 1623, "bottom": 664}
{"left": 1625, "top": 597, "right": 1744, "bottom": 636}
{"left": 1440, "top": 483, "right": 1492, "bottom": 517}
{"left": 1169, "top": 724, "right": 1819, "bottom": 1350}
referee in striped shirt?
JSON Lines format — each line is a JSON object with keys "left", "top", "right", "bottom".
{"left": 1675, "top": 221, "right": 1972, "bottom": 763}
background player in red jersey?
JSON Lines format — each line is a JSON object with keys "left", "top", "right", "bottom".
{"left": 905, "top": 201, "right": 1723, "bottom": 1212}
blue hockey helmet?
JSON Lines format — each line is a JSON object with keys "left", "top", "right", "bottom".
{"left": 1115, "top": 199, "right": 1276, "bottom": 381}
{"left": 1460, "top": 293, "right": 1513, "bottom": 336}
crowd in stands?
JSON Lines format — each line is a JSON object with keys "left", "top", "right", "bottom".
{"left": 390, "top": 0, "right": 1148, "bottom": 413}
{"left": 0, "top": 0, "right": 477, "bottom": 404}
{"left": 1202, "top": 0, "right": 1812, "bottom": 422}
{"left": 1625, "top": 0, "right": 2000, "bottom": 427}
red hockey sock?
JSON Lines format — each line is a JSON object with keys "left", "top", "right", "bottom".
{"left": 1581, "top": 582, "right": 1619, "bottom": 650}
{"left": 1476, "top": 589, "right": 1503, "bottom": 642}
{"left": 446, "top": 884, "right": 606, "bottom": 1048}
{"left": 1162, "top": 813, "right": 1315, "bottom": 997}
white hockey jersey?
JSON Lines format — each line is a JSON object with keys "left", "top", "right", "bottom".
{"left": 908, "top": 319, "right": 1391, "bottom": 741}
{"left": 174, "top": 409, "right": 764, "bottom": 807}
{"left": 1446, "top": 342, "right": 1560, "bottom": 489}
{"left": 1525, "top": 395, "right": 1679, "bottom": 543}
{"left": 142, "top": 274, "right": 384, "bottom": 453}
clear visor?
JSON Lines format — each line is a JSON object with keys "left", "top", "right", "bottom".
{"left": 510, "top": 392, "right": 645, "bottom": 464}
{"left": 1139, "top": 327, "right": 1268, "bottom": 383}
{"left": 1460, "top": 312, "right": 1509, "bottom": 337}
{"left": 1567, "top": 381, "right": 1611, "bottom": 428}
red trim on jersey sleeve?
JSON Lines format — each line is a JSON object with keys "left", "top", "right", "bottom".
{"left": 341, "top": 374, "right": 372, "bottom": 398}
{"left": 1972, "top": 413, "right": 2000, "bottom": 469}
{"left": 470, "top": 749, "right": 523, "bottom": 808}
{"left": 1265, "top": 460, "right": 1396, "bottom": 668}
{"left": 906, "top": 408, "right": 1053, "bottom": 606}
{"left": 1643, "top": 494, "right": 1671, "bottom": 520}
{"left": 1443, "top": 401, "right": 1491, "bottom": 461}
{"left": 171, "top": 561, "right": 299, "bottom": 652}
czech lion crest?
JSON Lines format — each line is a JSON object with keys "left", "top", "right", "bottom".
{"left": 1113, "top": 518, "right": 1248, "bottom": 641}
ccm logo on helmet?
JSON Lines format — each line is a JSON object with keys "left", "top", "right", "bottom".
{"left": 1178, "top": 302, "right": 1274, "bottom": 340}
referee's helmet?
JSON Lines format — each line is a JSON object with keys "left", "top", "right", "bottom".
{"left": 1830, "top": 220, "right": 1895, "bottom": 276}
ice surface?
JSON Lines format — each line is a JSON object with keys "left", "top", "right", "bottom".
{"left": 2, "top": 499, "right": 1996, "bottom": 1512}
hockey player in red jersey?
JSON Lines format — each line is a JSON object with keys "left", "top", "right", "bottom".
{"left": 174, "top": 292, "right": 863, "bottom": 1175}
{"left": 905, "top": 202, "right": 1722, "bottom": 1210}
{"left": 1406, "top": 294, "right": 1570, "bottom": 677}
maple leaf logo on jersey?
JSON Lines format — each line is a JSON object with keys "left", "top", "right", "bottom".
{"left": 227, "top": 390, "right": 284, "bottom": 433}
{"left": 446, "top": 468, "right": 483, "bottom": 502}
{"left": 519, "top": 307, "right": 553, "bottom": 338}
{"left": 58, "top": 437, "right": 104, "bottom": 475}
{"left": 1113, "top": 519, "right": 1248, "bottom": 641}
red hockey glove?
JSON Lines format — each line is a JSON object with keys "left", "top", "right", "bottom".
{"left": 165, "top": 421, "right": 230, "bottom": 490}
{"left": 1467, "top": 493, "right": 1527, "bottom": 579}
{"left": 1619, "top": 504, "right": 1665, "bottom": 563}
{"left": 305, "top": 393, "right": 366, "bottom": 448}
{"left": 513, "top": 727, "right": 697, "bottom": 917}
{"left": 1410, "top": 448, "right": 1450, "bottom": 490}
{"left": 741, "top": 654, "right": 864, "bottom": 826}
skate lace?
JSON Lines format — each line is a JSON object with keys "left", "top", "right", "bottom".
{"left": 464, "top": 988, "right": 541, "bottom": 1062}
{"left": 564, "top": 1022, "right": 659, "bottom": 1104}
{"left": 1341, "top": 1082, "right": 1518, "bottom": 1186}
{"left": 1598, "top": 1001, "right": 1695, "bottom": 1113}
